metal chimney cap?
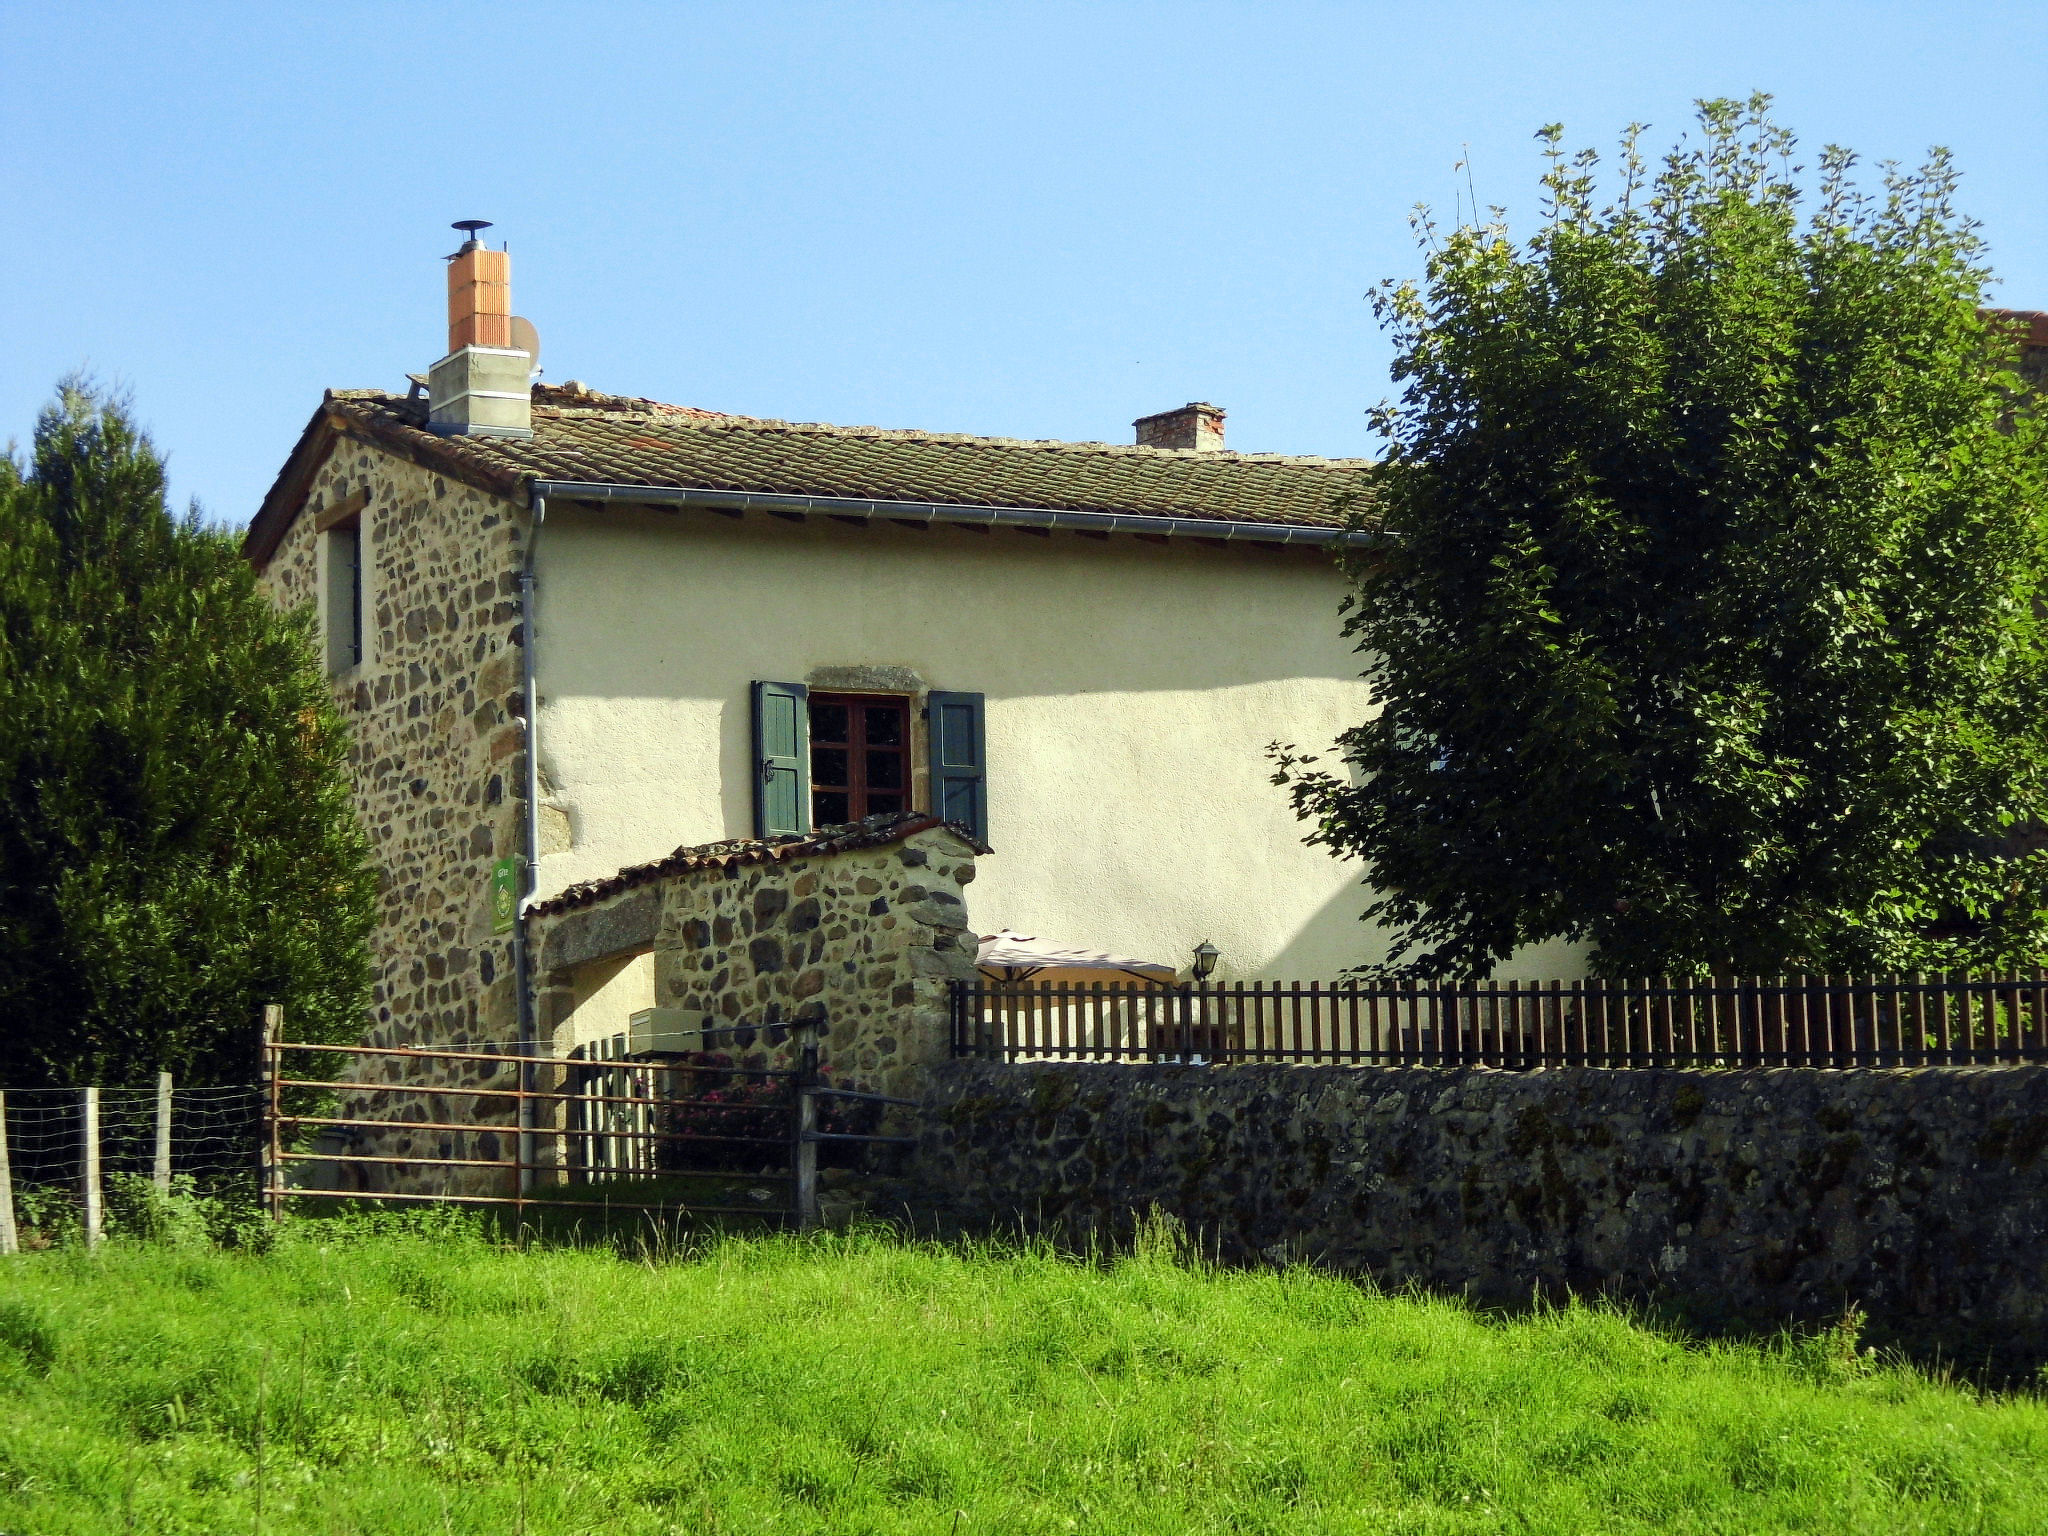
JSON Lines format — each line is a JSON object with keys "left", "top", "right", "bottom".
{"left": 452, "top": 219, "right": 493, "bottom": 236}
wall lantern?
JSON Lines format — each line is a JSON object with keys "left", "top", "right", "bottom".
{"left": 1190, "top": 940, "right": 1221, "bottom": 982}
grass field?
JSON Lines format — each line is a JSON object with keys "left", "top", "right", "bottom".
{"left": 1, "top": 1216, "right": 2045, "bottom": 1534}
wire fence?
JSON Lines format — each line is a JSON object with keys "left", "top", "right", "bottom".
{"left": 0, "top": 1077, "right": 262, "bottom": 1251}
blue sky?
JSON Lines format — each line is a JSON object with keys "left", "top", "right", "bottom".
{"left": 3, "top": 2, "right": 2043, "bottom": 525}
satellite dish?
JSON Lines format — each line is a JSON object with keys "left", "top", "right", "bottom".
{"left": 509, "top": 316, "right": 540, "bottom": 368}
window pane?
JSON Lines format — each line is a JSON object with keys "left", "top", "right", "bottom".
{"left": 864, "top": 706, "right": 904, "bottom": 746}
{"left": 804, "top": 695, "right": 913, "bottom": 827}
{"left": 810, "top": 703, "right": 850, "bottom": 743}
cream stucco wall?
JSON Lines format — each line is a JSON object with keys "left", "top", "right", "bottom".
{"left": 560, "top": 950, "right": 658, "bottom": 1057}
{"left": 530, "top": 503, "right": 1408, "bottom": 980}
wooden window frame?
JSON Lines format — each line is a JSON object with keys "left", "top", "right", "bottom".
{"left": 808, "top": 692, "right": 913, "bottom": 826}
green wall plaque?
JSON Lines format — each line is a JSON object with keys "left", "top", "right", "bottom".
{"left": 490, "top": 857, "right": 519, "bottom": 935}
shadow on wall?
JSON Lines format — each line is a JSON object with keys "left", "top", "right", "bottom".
{"left": 913, "top": 1060, "right": 2048, "bottom": 1382}
{"left": 538, "top": 509, "right": 1366, "bottom": 703}
{"left": 1255, "top": 876, "right": 1390, "bottom": 979}
{"left": 1258, "top": 878, "right": 1591, "bottom": 983}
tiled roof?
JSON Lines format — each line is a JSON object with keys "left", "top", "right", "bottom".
{"left": 294, "top": 381, "right": 1367, "bottom": 527}
{"left": 527, "top": 812, "right": 990, "bottom": 918}
{"left": 246, "top": 379, "right": 1376, "bottom": 567}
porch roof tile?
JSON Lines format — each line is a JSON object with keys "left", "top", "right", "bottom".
{"left": 528, "top": 812, "right": 990, "bottom": 920}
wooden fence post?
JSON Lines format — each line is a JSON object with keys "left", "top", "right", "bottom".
{"left": 791, "top": 1018, "right": 820, "bottom": 1233}
{"left": 81, "top": 1087, "right": 102, "bottom": 1251}
{"left": 154, "top": 1070, "right": 173, "bottom": 1196}
{"left": 262, "top": 1004, "right": 283, "bottom": 1221}
{"left": 0, "top": 1090, "right": 16, "bottom": 1257}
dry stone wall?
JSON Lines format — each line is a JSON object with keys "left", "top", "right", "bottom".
{"left": 915, "top": 1059, "right": 2048, "bottom": 1372}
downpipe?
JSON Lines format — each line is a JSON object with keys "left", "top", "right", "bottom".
{"left": 513, "top": 494, "right": 546, "bottom": 1198}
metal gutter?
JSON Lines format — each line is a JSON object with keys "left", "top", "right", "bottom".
{"left": 525, "top": 481, "right": 1380, "bottom": 548}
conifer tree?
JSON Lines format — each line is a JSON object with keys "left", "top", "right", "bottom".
{"left": 1279, "top": 96, "right": 2048, "bottom": 978}
{"left": 0, "top": 383, "right": 377, "bottom": 1087}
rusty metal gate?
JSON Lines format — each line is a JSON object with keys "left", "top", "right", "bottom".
{"left": 260, "top": 1014, "right": 914, "bottom": 1228}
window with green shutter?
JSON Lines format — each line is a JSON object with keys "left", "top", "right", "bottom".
{"left": 751, "top": 681, "right": 810, "bottom": 837}
{"left": 753, "top": 683, "right": 987, "bottom": 844}
{"left": 808, "top": 693, "right": 911, "bottom": 826}
{"left": 927, "top": 691, "right": 987, "bottom": 843}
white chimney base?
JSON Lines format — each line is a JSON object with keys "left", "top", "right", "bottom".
{"left": 428, "top": 345, "right": 534, "bottom": 438}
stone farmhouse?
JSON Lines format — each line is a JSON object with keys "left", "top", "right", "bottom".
{"left": 242, "top": 233, "right": 1453, "bottom": 1067}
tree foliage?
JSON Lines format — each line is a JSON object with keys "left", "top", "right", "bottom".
{"left": 1279, "top": 96, "right": 2048, "bottom": 978}
{"left": 0, "top": 383, "right": 377, "bottom": 1086}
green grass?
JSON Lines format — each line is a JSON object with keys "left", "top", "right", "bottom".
{"left": 315, "top": 1173, "right": 799, "bottom": 1245}
{"left": 1, "top": 1217, "right": 2045, "bottom": 1534}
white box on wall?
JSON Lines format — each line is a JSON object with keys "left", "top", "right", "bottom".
{"left": 627, "top": 1007, "right": 705, "bottom": 1057}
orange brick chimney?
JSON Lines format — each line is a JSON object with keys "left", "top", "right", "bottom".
{"left": 427, "top": 221, "right": 534, "bottom": 439}
{"left": 447, "top": 242, "right": 513, "bottom": 351}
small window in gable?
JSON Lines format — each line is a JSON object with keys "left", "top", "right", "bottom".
{"left": 318, "top": 493, "right": 368, "bottom": 675}
{"left": 808, "top": 692, "right": 909, "bottom": 826}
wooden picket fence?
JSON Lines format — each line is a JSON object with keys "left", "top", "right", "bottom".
{"left": 951, "top": 973, "right": 2048, "bottom": 1068}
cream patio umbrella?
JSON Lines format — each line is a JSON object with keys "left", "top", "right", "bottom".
{"left": 974, "top": 930, "right": 1178, "bottom": 985}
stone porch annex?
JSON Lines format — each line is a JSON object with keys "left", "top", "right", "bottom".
{"left": 527, "top": 812, "right": 987, "bottom": 1109}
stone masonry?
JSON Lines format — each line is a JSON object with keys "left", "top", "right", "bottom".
{"left": 255, "top": 433, "right": 533, "bottom": 1181}
{"left": 530, "top": 815, "right": 985, "bottom": 1104}
{"left": 914, "top": 1058, "right": 2048, "bottom": 1373}
{"left": 257, "top": 439, "right": 529, "bottom": 1053}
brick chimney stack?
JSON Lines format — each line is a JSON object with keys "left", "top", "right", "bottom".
{"left": 447, "top": 241, "right": 512, "bottom": 351}
{"left": 1134, "top": 402, "right": 1225, "bottom": 453}
{"left": 427, "top": 223, "right": 534, "bottom": 440}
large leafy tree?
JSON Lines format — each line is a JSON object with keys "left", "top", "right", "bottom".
{"left": 0, "top": 383, "right": 377, "bottom": 1086}
{"left": 1279, "top": 96, "right": 2048, "bottom": 978}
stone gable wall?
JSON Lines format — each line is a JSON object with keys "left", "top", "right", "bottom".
{"left": 256, "top": 441, "right": 529, "bottom": 1058}
{"left": 914, "top": 1059, "right": 2048, "bottom": 1373}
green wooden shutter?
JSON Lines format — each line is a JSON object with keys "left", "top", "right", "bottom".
{"left": 927, "top": 691, "right": 987, "bottom": 843}
{"left": 752, "top": 681, "right": 810, "bottom": 837}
